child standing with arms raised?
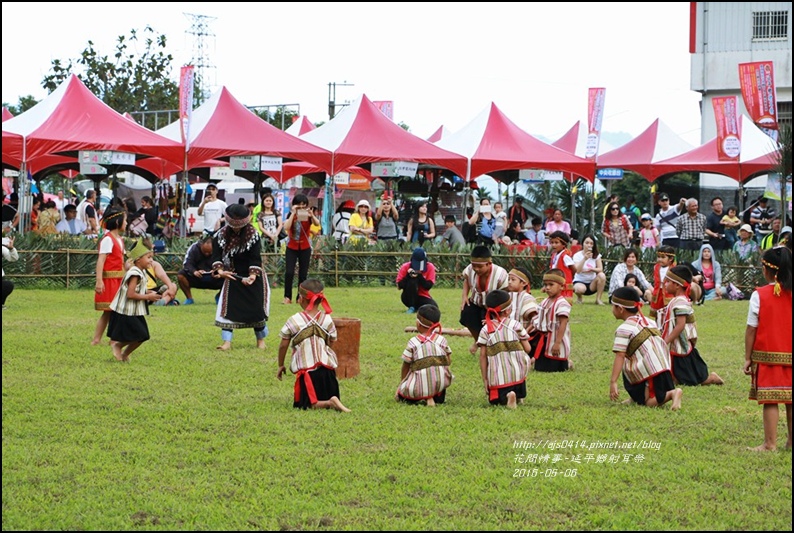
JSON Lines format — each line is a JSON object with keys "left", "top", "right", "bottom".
{"left": 277, "top": 279, "right": 351, "bottom": 412}
{"left": 396, "top": 304, "right": 454, "bottom": 406}
{"left": 608, "top": 287, "right": 682, "bottom": 409}
{"left": 530, "top": 269, "right": 573, "bottom": 372}
{"left": 459, "top": 245, "right": 509, "bottom": 353}
{"left": 743, "top": 246, "right": 792, "bottom": 451}
{"left": 107, "top": 240, "right": 162, "bottom": 361}
{"left": 661, "top": 265, "right": 724, "bottom": 386}
{"left": 92, "top": 207, "right": 127, "bottom": 346}
{"left": 477, "top": 290, "right": 532, "bottom": 409}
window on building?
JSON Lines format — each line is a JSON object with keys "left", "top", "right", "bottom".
{"left": 752, "top": 11, "right": 789, "bottom": 41}
{"left": 778, "top": 101, "right": 792, "bottom": 130}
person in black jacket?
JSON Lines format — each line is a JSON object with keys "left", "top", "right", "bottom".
{"left": 177, "top": 236, "right": 224, "bottom": 305}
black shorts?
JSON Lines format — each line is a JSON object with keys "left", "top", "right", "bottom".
{"left": 573, "top": 281, "right": 597, "bottom": 295}
{"left": 459, "top": 302, "right": 486, "bottom": 336}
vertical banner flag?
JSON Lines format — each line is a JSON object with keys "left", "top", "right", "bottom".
{"left": 712, "top": 96, "right": 741, "bottom": 161}
{"left": 738, "top": 61, "right": 779, "bottom": 141}
{"left": 586, "top": 88, "right": 606, "bottom": 159}
{"left": 179, "top": 65, "right": 195, "bottom": 150}
{"left": 373, "top": 101, "right": 394, "bottom": 120}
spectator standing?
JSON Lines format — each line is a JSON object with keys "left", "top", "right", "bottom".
{"left": 733, "top": 224, "right": 760, "bottom": 261}
{"left": 602, "top": 201, "right": 633, "bottom": 248}
{"left": 705, "top": 197, "right": 730, "bottom": 251}
{"left": 282, "top": 194, "right": 317, "bottom": 305}
{"left": 675, "top": 198, "right": 707, "bottom": 251}
{"left": 406, "top": 201, "right": 435, "bottom": 246}
{"left": 638, "top": 213, "right": 660, "bottom": 251}
{"left": 374, "top": 193, "right": 400, "bottom": 242}
{"left": 469, "top": 199, "right": 496, "bottom": 247}
{"left": 760, "top": 218, "right": 784, "bottom": 250}
{"left": 654, "top": 194, "right": 687, "bottom": 248}
{"left": 1, "top": 192, "right": 20, "bottom": 234}
{"left": 53, "top": 190, "right": 67, "bottom": 219}
{"left": 621, "top": 196, "right": 642, "bottom": 231}
{"left": 77, "top": 190, "right": 99, "bottom": 236}
{"left": 136, "top": 196, "right": 159, "bottom": 237}
{"left": 332, "top": 200, "right": 355, "bottom": 244}
{"left": 256, "top": 193, "right": 283, "bottom": 252}
{"left": 197, "top": 183, "right": 227, "bottom": 236}
{"left": 2, "top": 236, "right": 19, "bottom": 309}
{"left": 750, "top": 197, "right": 776, "bottom": 243}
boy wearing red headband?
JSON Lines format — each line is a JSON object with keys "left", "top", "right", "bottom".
{"left": 396, "top": 304, "right": 454, "bottom": 406}
{"left": 459, "top": 245, "right": 509, "bottom": 353}
{"left": 661, "top": 266, "right": 724, "bottom": 386}
{"left": 477, "top": 290, "right": 532, "bottom": 408}
{"left": 531, "top": 269, "right": 573, "bottom": 372}
{"left": 609, "top": 286, "right": 682, "bottom": 409}
{"left": 277, "top": 278, "right": 351, "bottom": 412}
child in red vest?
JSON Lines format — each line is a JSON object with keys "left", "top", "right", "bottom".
{"left": 743, "top": 247, "right": 792, "bottom": 451}
{"left": 547, "top": 230, "right": 576, "bottom": 303}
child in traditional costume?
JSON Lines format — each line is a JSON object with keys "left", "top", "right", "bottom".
{"left": 609, "top": 287, "right": 682, "bottom": 409}
{"left": 277, "top": 279, "right": 350, "bottom": 412}
{"left": 92, "top": 207, "right": 127, "bottom": 346}
{"left": 477, "top": 290, "right": 532, "bottom": 408}
{"left": 743, "top": 246, "right": 792, "bottom": 451}
{"left": 531, "top": 269, "right": 573, "bottom": 372}
{"left": 459, "top": 245, "right": 509, "bottom": 353}
{"left": 547, "top": 230, "right": 576, "bottom": 303}
{"left": 396, "top": 304, "right": 453, "bottom": 406}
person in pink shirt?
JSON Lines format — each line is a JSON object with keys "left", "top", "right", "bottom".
{"left": 545, "top": 209, "right": 571, "bottom": 237}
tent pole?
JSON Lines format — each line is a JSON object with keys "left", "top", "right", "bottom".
{"left": 180, "top": 151, "right": 189, "bottom": 238}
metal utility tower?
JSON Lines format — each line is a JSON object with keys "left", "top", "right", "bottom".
{"left": 328, "top": 81, "right": 354, "bottom": 119}
{"left": 184, "top": 12, "right": 217, "bottom": 105}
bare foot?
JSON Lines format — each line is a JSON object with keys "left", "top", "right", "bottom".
{"left": 747, "top": 444, "right": 776, "bottom": 452}
{"left": 256, "top": 339, "right": 266, "bottom": 350}
{"left": 518, "top": 398, "right": 525, "bottom": 405}
{"left": 703, "top": 372, "right": 724, "bottom": 385}
{"left": 621, "top": 398, "right": 635, "bottom": 405}
{"left": 111, "top": 341, "right": 124, "bottom": 361}
{"left": 91, "top": 339, "right": 103, "bottom": 346}
{"left": 595, "top": 300, "right": 606, "bottom": 305}
{"left": 329, "top": 396, "right": 351, "bottom": 413}
{"left": 426, "top": 397, "right": 436, "bottom": 407}
{"left": 506, "top": 391, "right": 517, "bottom": 409}
{"left": 671, "top": 388, "right": 683, "bottom": 411}
{"left": 575, "top": 296, "right": 583, "bottom": 304}
{"left": 216, "top": 342, "right": 231, "bottom": 351}
{"left": 567, "top": 360, "right": 575, "bottom": 371}
{"left": 282, "top": 297, "right": 291, "bottom": 305}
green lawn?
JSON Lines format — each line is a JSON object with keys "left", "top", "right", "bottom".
{"left": 2, "top": 287, "right": 791, "bottom": 530}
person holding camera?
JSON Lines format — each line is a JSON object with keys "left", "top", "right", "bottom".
{"left": 468, "top": 198, "right": 496, "bottom": 247}
{"left": 375, "top": 194, "right": 400, "bottom": 241}
{"left": 396, "top": 248, "right": 438, "bottom": 313}
{"left": 177, "top": 235, "right": 224, "bottom": 305}
{"left": 283, "top": 194, "right": 319, "bottom": 304}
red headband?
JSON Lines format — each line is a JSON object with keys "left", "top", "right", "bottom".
{"left": 484, "top": 301, "right": 511, "bottom": 334}
{"left": 302, "top": 289, "right": 332, "bottom": 313}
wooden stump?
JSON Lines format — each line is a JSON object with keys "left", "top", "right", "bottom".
{"left": 333, "top": 317, "right": 361, "bottom": 379}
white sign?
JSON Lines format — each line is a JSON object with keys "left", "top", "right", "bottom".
{"left": 333, "top": 172, "right": 350, "bottom": 185}
{"left": 371, "top": 161, "right": 419, "bottom": 178}
{"left": 230, "top": 155, "right": 260, "bottom": 172}
{"left": 259, "top": 156, "right": 283, "bottom": 172}
{"left": 79, "top": 150, "right": 135, "bottom": 165}
{"left": 519, "top": 169, "right": 563, "bottom": 182}
{"left": 210, "top": 166, "right": 234, "bottom": 180}
{"left": 585, "top": 133, "right": 600, "bottom": 158}
{"left": 79, "top": 163, "right": 108, "bottom": 175}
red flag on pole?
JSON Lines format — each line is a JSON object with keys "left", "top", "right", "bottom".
{"left": 586, "top": 88, "right": 606, "bottom": 159}
{"left": 179, "top": 65, "right": 195, "bottom": 150}
{"left": 738, "top": 61, "right": 779, "bottom": 141}
{"left": 712, "top": 96, "right": 741, "bottom": 161}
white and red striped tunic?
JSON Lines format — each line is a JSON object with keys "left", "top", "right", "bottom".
{"left": 477, "top": 318, "right": 531, "bottom": 388}
{"left": 532, "top": 295, "right": 572, "bottom": 360}
{"left": 279, "top": 311, "right": 338, "bottom": 373}
{"left": 398, "top": 332, "right": 454, "bottom": 400}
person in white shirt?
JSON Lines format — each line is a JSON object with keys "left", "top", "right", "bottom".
{"left": 56, "top": 204, "right": 88, "bottom": 235}
{"left": 53, "top": 190, "right": 67, "bottom": 219}
{"left": 197, "top": 184, "right": 227, "bottom": 236}
{"left": 523, "top": 217, "right": 546, "bottom": 247}
{"left": 572, "top": 234, "right": 607, "bottom": 304}
{"left": 654, "top": 193, "right": 687, "bottom": 248}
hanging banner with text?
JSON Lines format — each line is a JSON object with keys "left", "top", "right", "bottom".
{"left": 179, "top": 65, "right": 195, "bottom": 150}
{"left": 586, "top": 88, "right": 606, "bottom": 159}
{"left": 712, "top": 96, "right": 741, "bottom": 161}
{"left": 738, "top": 61, "right": 778, "bottom": 141}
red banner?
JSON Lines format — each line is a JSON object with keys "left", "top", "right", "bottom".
{"left": 738, "top": 61, "right": 778, "bottom": 139}
{"left": 586, "top": 88, "right": 606, "bottom": 159}
{"left": 712, "top": 96, "right": 741, "bottom": 161}
{"left": 179, "top": 65, "right": 195, "bottom": 150}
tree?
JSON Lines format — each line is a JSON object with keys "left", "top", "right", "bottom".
{"left": 41, "top": 26, "right": 181, "bottom": 130}
{"left": 251, "top": 107, "right": 300, "bottom": 131}
{"left": 3, "top": 95, "right": 39, "bottom": 116}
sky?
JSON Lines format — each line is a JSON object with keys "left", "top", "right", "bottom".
{"left": 2, "top": 2, "right": 704, "bottom": 146}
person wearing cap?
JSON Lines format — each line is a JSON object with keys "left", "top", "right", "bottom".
{"left": 750, "top": 197, "right": 776, "bottom": 243}
{"left": 705, "top": 197, "right": 730, "bottom": 251}
{"left": 375, "top": 193, "right": 400, "bottom": 241}
{"left": 198, "top": 183, "right": 227, "bottom": 236}
{"left": 106, "top": 239, "right": 162, "bottom": 361}
{"left": 654, "top": 193, "right": 687, "bottom": 248}
{"left": 608, "top": 286, "right": 682, "bottom": 410}
{"left": 396, "top": 247, "right": 438, "bottom": 313}
{"left": 211, "top": 203, "right": 270, "bottom": 351}
{"left": 779, "top": 225, "right": 793, "bottom": 252}
{"left": 760, "top": 217, "right": 784, "bottom": 250}
{"left": 332, "top": 200, "right": 355, "bottom": 244}
{"left": 733, "top": 224, "right": 760, "bottom": 261}
{"left": 638, "top": 213, "right": 660, "bottom": 251}
{"left": 348, "top": 199, "right": 374, "bottom": 245}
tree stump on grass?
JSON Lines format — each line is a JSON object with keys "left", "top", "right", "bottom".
{"left": 333, "top": 317, "right": 361, "bottom": 379}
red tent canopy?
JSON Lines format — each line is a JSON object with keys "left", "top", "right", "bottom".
{"left": 434, "top": 102, "right": 595, "bottom": 182}
{"left": 597, "top": 118, "right": 694, "bottom": 182}
{"left": 156, "top": 87, "right": 333, "bottom": 172}
{"left": 652, "top": 114, "right": 780, "bottom": 183}
{"left": 285, "top": 115, "right": 317, "bottom": 136}
{"left": 426, "top": 125, "right": 450, "bottom": 143}
{"left": 1, "top": 74, "right": 184, "bottom": 166}
{"left": 2, "top": 107, "right": 13, "bottom": 122}
{"left": 299, "top": 94, "right": 468, "bottom": 177}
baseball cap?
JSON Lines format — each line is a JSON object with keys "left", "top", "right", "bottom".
{"left": 206, "top": 183, "right": 218, "bottom": 190}
{"left": 739, "top": 224, "right": 753, "bottom": 234}
{"left": 356, "top": 199, "right": 370, "bottom": 209}
{"left": 410, "top": 247, "right": 428, "bottom": 272}
{"left": 781, "top": 225, "right": 792, "bottom": 235}
{"left": 641, "top": 213, "right": 652, "bottom": 220}
{"left": 659, "top": 193, "right": 670, "bottom": 201}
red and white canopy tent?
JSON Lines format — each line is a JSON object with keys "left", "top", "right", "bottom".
{"left": 596, "top": 118, "right": 694, "bottom": 182}
{"left": 434, "top": 102, "right": 596, "bottom": 184}
{"left": 285, "top": 115, "right": 318, "bottom": 137}
{"left": 652, "top": 114, "right": 779, "bottom": 183}
{"left": 552, "top": 120, "right": 618, "bottom": 163}
{"left": 426, "top": 125, "right": 451, "bottom": 143}
{"left": 2, "top": 107, "right": 13, "bottom": 122}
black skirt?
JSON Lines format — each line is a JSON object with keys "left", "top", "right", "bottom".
{"left": 489, "top": 381, "right": 527, "bottom": 406}
{"left": 532, "top": 332, "right": 568, "bottom": 373}
{"left": 294, "top": 366, "right": 341, "bottom": 410}
{"left": 672, "top": 347, "right": 709, "bottom": 386}
{"left": 107, "top": 311, "right": 150, "bottom": 343}
{"left": 623, "top": 371, "right": 675, "bottom": 405}
{"left": 459, "top": 302, "right": 486, "bottom": 335}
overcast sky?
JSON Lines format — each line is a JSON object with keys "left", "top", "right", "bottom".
{"left": 2, "top": 2, "right": 703, "bottom": 145}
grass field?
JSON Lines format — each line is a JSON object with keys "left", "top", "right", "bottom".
{"left": 2, "top": 286, "right": 792, "bottom": 530}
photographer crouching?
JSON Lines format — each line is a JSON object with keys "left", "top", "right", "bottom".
{"left": 395, "top": 248, "right": 438, "bottom": 313}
